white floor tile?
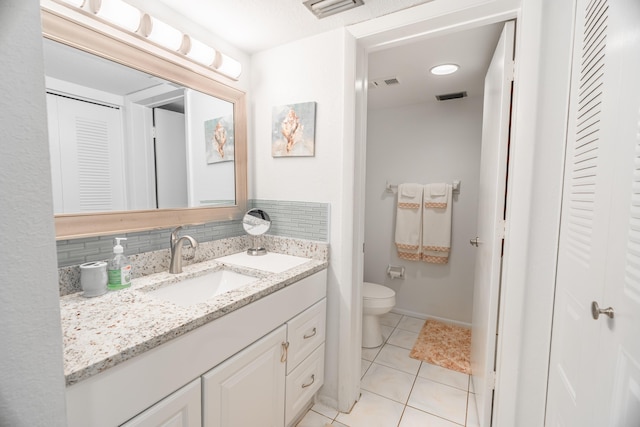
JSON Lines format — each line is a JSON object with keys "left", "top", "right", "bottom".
{"left": 311, "top": 402, "right": 339, "bottom": 420}
{"left": 379, "top": 312, "right": 403, "bottom": 327}
{"left": 397, "top": 316, "right": 426, "bottom": 333}
{"left": 387, "top": 328, "right": 419, "bottom": 350}
{"left": 408, "top": 377, "right": 468, "bottom": 425}
{"left": 361, "top": 363, "right": 416, "bottom": 404}
{"left": 399, "top": 406, "right": 462, "bottom": 427}
{"left": 295, "top": 409, "right": 333, "bottom": 427}
{"left": 418, "top": 363, "right": 470, "bottom": 391}
{"left": 362, "top": 345, "right": 382, "bottom": 362}
{"left": 331, "top": 422, "right": 349, "bottom": 427}
{"left": 466, "top": 393, "right": 480, "bottom": 427}
{"left": 381, "top": 325, "right": 394, "bottom": 342}
{"left": 361, "top": 359, "right": 372, "bottom": 378}
{"left": 336, "top": 390, "right": 405, "bottom": 427}
{"left": 374, "top": 344, "right": 421, "bottom": 375}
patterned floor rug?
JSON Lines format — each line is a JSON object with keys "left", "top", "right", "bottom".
{"left": 409, "top": 319, "right": 471, "bottom": 374}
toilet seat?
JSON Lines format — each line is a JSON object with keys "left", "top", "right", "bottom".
{"left": 363, "top": 282, "right": 396, "bottom": 308}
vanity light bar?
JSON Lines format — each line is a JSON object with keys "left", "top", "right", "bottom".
{"left": 53, "top": 0, "right": 242, "bottom": 80}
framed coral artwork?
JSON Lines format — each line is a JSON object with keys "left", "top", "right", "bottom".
{"left": 272, "top": 102, "right": 316, "bottom": 157}
{"left": 204, "top": 115, "right": 234, "bottom": 164}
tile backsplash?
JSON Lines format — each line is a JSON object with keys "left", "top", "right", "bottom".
{"left": 56, "top": 200, "right": 329, "bottom": 268}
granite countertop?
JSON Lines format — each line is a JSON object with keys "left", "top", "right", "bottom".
{"left": 60, "top": 254, "right": 328, "bottom": 387}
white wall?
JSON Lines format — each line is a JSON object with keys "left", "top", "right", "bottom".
{"left": 365, "top": 98, "right": 482, "bottom": 324}
{"left": 251, "top": 28, "right": 359, "bottom": 410}
{"left": 0, "top": 1, "right": 67, "bottom": 425}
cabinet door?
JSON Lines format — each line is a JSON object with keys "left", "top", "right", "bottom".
{"left": 120, "top": 378, "right": 201, "bottom": 427}
{"left": 202, "top": 325, "right": 287, "bottom": 427}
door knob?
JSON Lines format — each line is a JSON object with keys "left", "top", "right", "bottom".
{"left": 591, "top": 301, "right": 614, "bottom": 320}
{"left": 470, "top": 237, "right": 480, "bottom": 247}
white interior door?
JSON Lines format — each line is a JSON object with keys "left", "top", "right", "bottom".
{"left": 154, "top": 108, "right": 187, "bottom": 209}
{"left": 469, "top": 21, "right": 515, "bottom": 427}
{"left": 546, "top": 0, "right": 640, "bottom": 425}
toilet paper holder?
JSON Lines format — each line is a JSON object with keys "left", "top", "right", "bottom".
{"left": 387, "top": 265, "right": 405, "bottom": 279}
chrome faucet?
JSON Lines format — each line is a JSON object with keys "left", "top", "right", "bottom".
{"left": 169, "top": 226, "right": 198, "bottom": 274}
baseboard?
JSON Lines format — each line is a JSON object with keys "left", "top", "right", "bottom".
{"left": 390, "top": 308, "right": 472, "bottom": 329}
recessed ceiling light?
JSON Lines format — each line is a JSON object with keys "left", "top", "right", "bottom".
{"left": 430, "top": 64, "right": 460, "bottom": 75}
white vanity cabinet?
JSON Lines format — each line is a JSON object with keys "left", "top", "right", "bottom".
{"left": 66, "top": 269, "right": 327, "bottom": 427}
{"left": 201, "top": 300, "right": 326, "bottom": 427}
{"left": 202, "top": 326, "right": 287, "bottom": 427}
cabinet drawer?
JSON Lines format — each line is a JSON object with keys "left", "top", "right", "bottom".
{"left": 285, "top": 343, "right": 325, "bottom": 426}
{"left": 286, "top": 298, "right": 326, "bottom": 374}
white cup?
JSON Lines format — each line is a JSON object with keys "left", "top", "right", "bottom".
{"left": 80, "top": 261, "right": 108, "bottom": 297}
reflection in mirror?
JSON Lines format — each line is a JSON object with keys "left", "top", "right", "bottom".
{"left": 43, "top": 38, "right": 236, "bottom": 214}
{"left": 243, "top": 209, "right": 271, "bottom": 256}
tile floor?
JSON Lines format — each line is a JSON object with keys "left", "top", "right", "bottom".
{"left": 296, "top": 313, "right": 479, "bottom": 427}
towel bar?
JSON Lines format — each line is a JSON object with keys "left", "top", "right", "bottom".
{"left": 385, "top": 180, "right": 461, "bottom": 194}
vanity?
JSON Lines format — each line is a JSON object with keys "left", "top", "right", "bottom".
{"left": 62, "top": 247, "right": 328, "bottom": 427}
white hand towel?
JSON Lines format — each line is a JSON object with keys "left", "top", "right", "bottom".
{"left": 422, "top": 183, "right": 453, "bottom": 264}
{"left": 424, "top": 182, "right": 449, "bottom": 208}
{"left": 395, "top": 183, "right": 423, "bottom": 261}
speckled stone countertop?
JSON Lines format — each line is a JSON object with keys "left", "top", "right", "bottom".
{"left": 60, "top": 237, "right": 328, "bottom": 387}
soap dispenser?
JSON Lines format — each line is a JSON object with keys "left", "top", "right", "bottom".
{"left": 107, "top": 237, "right": 132, "bottom": 291}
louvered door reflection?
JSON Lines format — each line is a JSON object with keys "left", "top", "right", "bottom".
{"left": 547, "top": 0, "right": 640, "bottom": 424}
{"left": 47, "top": 94, "right": 125, "bottom": 213}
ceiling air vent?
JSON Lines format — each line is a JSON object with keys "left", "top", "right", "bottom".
{"left": 303, "top": 0, "right": 365, "bottom": 19}
{"left": 369, "top": 76, "right": 400, "bottom": 88}
{"left": 436, "top": 91, "right": 467, "bottom": 101}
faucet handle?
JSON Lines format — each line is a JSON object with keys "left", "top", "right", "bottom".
{"left": 170, "top": 226, "right": 183, "bottom": 246}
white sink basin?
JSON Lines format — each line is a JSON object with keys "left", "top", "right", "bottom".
{"left": 148, "top": 270, "right": 258, "bottom": 306}
{"left": 215, "top": 252, "right": 311, "bottom": 273}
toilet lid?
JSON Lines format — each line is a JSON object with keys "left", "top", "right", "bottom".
{"left": 363, "top": 282, "right": 395, "bottom": 299}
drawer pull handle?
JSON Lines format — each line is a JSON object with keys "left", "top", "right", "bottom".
{"left": 302, "top": 374, "right": 315, "bottom": 389}
{"left": 303, "top": 328, "right": 317, "bottom": 339}
{"left": 281, "top": 342, "right": 289, "bottom": 363}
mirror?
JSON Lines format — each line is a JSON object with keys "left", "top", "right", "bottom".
{"left": 42, "top": 8, "right": 247, "bottom": 239}
{"left": 243, "top": 209, "right": 271, "bottom": 256}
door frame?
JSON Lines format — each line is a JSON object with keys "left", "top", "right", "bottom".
{"left": 348, "top": 0, "right": 572, "bottom": 424}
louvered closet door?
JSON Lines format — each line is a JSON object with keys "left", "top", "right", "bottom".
{"left": 546, "top": 0, "right": 640, "bottom": 425}
{"left": 47, "top": 94, "right": 125, "bottom": 213}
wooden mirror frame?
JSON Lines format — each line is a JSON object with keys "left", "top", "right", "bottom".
{"left": 41, "top": 7, "right": 248, "bottom": 240}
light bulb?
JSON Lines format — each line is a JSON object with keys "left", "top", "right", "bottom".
{"left": 216, "top": 53, "right": 242, "bottom": 79}
{"left": 91, "top": 0, "right": 141, "bottom": 33}
{"left": 146, "top": 17, "right": 184, "bottom": 51}
{"left": 186, "top": 37, "right": 217, "bottom": 66}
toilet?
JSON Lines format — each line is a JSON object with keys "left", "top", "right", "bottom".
{"left": 362, "top": 282, "right": 396, "bottom": 348}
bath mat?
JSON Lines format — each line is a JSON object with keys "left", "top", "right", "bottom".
{"left": 409, "top": 319, "right": 471, "bottom": 374}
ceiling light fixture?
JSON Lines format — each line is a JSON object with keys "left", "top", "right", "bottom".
{"left": 88, "top": 0, "right": 142, "bottom": 33}
{"left": 430, "top": 64, "right": 460, "bottom": 75}
{"left": 303, "top": 0, "right": 364, "bottom": 19}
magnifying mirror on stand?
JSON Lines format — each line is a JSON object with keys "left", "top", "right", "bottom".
{"left": 243, "top": 209, "right": 271, "bottom": 256}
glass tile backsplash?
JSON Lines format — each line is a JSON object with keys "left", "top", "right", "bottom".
{"left": 56, "top": 200, "right": 329, "bottom": 267}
